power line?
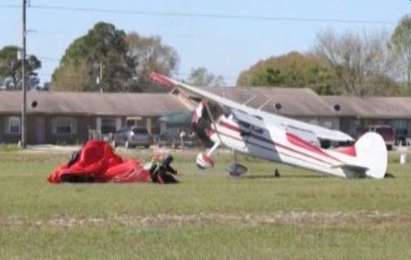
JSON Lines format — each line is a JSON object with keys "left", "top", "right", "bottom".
{"left": 0, "top": 3, "right": 396, "bottom": 25}
{"left": 26, "top": 29, "right": 198, "bottom": 39}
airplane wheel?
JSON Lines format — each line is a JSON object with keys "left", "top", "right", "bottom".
{"left": 196, "top": 153, "right": 214, "bottom": 170}
{"left": 228, "top": 163, "right": 247, "bottom": 177}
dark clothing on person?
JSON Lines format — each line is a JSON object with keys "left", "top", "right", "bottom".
{"left": 149, "top": 155, "right": 179, "bottom": 184}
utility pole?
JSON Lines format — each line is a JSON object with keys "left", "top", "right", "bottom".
{"left": 21, "top": 0, "right": 27, "bottom": 148}
{"left": 99, "top": 62, "right": 104, "bottom": 92}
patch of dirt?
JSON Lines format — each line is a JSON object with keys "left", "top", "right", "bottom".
{"left": 2, "top": 212, "right": 411, "bottom": 228}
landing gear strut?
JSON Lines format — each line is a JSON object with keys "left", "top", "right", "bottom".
{"left": 228, "top": 151, "right": 248, "bottom": 177}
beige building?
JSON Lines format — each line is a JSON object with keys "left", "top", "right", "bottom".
{"left": 0, "top": 91, "right": 188, "bottom": 144}
{"left": 1, "top": 88, "right": 411, "bottom": 145}
{"left": 324, "top": 96, "right": 411, "bottom": 140}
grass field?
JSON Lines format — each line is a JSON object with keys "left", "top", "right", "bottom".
{"left": 1, "top": 146, "right": 411, "bottom": 259}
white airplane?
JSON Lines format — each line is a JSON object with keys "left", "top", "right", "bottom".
{"left": 150, "top": 72, "right": 388, "bottom": 179}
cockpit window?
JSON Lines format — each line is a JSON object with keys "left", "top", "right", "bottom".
{"left": 238, "top": 121, "right": 251, "bottom": 129}
{"left": 252, "top": 126, "right": 264, "bottom": 135}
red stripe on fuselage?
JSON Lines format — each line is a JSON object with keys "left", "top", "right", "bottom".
{"left": 285, "top": 133, "right": 342, "bottom": 162}
{"left": 217, "top": 120, "right": 341, "bottom": 165}
{"left": 216, "top": 131, "right": 330, "bottom": 168}
{"left": 334, "top": 146, "right": 357, "bottom": 157}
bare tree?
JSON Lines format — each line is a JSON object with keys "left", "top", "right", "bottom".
{"left": 126, "top": 32, "right": 179, "bottom": 92}
{"left": 391, "top": 15, "right": 411, "bottom": 87}
{"left": 314, "top": 29, "right": 398, "bottom": 96}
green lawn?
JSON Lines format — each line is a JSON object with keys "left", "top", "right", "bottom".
{"left": 1, "top": 148, "right": 411, "bottom": 259}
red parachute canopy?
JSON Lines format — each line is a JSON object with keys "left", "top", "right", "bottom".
{"left": 48, "top": 140, "right": 151, "bottom": 183}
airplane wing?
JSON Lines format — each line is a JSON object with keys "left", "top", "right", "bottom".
{"left": 150, "top": 72, "right": 354, "bottom": 143}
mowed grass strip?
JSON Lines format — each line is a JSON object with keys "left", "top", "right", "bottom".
{"left": 0, "top": 148, "right": 411, "bottom": 259}
{"left": 2, "top": 224, "right": 411, "bottom": 259}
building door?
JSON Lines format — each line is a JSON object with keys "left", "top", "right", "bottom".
{"left": 35, "top": 117, "right": 46, "bottom": 144}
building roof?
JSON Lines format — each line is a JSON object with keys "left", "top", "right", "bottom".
{"left": 0, "top": 91, "right": 188, "bottom": 117}
{"left": 324, "top": 96, "right": 411, "bottom": 119}
{"left": 205, "top": 87, "right": 336, "bottom": 117}
{"left": 2, "top": 89, "right": 411, "bottom": 119}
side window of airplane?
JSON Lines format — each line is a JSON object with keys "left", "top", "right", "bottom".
{"left": 252, "top": 126, "right": 264, "bottom": 135}
{"left": 238, "top": 121, "right": 251, "bottom": 137}
{"left": 238, "top": 121, "right": 250, "bottom": 129}
{"left": 286, "top": 125, "right": 320, "bottom": 147}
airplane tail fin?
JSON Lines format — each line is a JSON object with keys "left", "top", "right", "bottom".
{"left": 354, "top": 132, "right": 388, "bottom": 179}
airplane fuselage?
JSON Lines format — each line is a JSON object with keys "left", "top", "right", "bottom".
{"left": 209, "top": 114, "right": 364, "bottom": 178}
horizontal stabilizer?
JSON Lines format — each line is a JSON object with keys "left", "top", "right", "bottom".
{"left": 333, "top": 164, "right": 368, "bottom": 178}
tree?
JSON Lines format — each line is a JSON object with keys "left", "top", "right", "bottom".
{"left": 0, "top": 45, "right": 41, "bottom": 90}
{"left": 52, "top": 23, "right": 180, "bottom": 92}
{"left": 187, "top": 67, "right": 226, "bottom": 87}
{"left": 125, "top": 32, "right": 179, "bottom": 92}
{"left": 236, "top": 52, "right": 337, "bottom": 94}
{"left": 52, "top": 22, "right": 131, "bottom": 92}
{"left": 391, "top": 15, "right": 411, "bottom": 87}
{"left": 52, "top": 61, "right": 91, "bottom": 91}
{"left": 314, "top": 29, "right": 398, "bottom": 96}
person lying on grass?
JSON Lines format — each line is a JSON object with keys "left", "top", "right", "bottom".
{"left": 146, "top": 154, "right": 179, "bottom": 184}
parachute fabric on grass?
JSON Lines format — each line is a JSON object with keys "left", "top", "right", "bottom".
{"left": 48, "top": 140, "right": 151, "bottom": 183}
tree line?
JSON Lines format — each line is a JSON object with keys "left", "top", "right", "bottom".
{"left": 2, "top": 15, "right": 411, "bottom": 96}
{"left": 238, "top": 15, "right": 411, "bottom": 96}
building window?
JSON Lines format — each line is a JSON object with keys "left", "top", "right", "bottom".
{"left": 308, "top": 119, "right": 319, "bottom": 126}
{"left": 321, "top": 120, "right": 333, "bottom": 129}
{"left": 101, "top": 118, "right": 117, "bottom": 134}
{"left": 392, "top": 120, "right": 407, "bottom": 130}
{"left": 126, "top": 117, "right": 142, "bottom": 128}
{"left": 392, "top": 120, "right": 408, "bottom": 137}
{"left": 6, "top": 116, "right": 21, "bottom": 135}
{"left": 52, "top": 117, "right": 76, "bottom": 135}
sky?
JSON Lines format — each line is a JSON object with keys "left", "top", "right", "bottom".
{"left": 0, "top": 0, "right": 410, "bottom": 85}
